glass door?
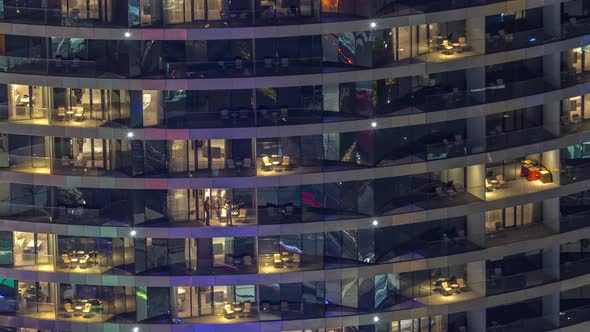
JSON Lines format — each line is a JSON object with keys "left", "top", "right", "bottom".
{"left": 504, "top": 207, "right": 516, "bottom": 228}
{"left": 167, "top": 189, "right": 190, "bottom": 222}
{"left": 198, "top": 286, "right": 214, "bottom": 316}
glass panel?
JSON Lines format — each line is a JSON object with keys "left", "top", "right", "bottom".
{"left": 505, "top": 207, "right": 515, "bottom": 228}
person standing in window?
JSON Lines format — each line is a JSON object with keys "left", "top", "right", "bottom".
{"left": 225, "top": 200, "right": 233, "bottom": 226}
{"left": 204, "top": 196, "right": 211, "bottom": 226}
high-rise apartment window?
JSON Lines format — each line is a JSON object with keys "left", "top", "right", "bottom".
{"left": 485, "top": 203, "right": 536, "bottom": 233}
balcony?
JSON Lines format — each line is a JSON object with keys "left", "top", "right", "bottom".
{"left": 486, "top": 223, "right": 556, "bottom": 248}
{"left": 486, "top": 269, "right": 556, "bottom": 296}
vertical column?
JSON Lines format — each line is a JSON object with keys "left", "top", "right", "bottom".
{"left": 543, "top": 293, "right": 561, "bottom": 328}
{"left": 467, "top": 309, "right": 487, "bottom": 332}
{"left": 542, "top": 149, "right": 560, "bottom": 185}
{"left": 543, "top": 101, "right": 561, "bottom": 137}
{"left": 467, "top": 164, "right": 486, "bottom": 200}
{"left": 467, "top": 213, "right": 486, "bottom": 247}
{"left": 541, "top": 146, "right": 561, "bottom": 327}
{"left": 543, "top": 3, "right": 562, "bottom": 37}
{"left": 542, "top": 197, "right": 560, "bottom": 232}
{"left": 543, "top": 2, "right": 562, "bottom": 120}
{"left": 466, "top": 15, "right": 486, "bottom": 54}
{"left": 543, "top": 53, "right": 562, "bottom": 89}
{"left": 542, "top": 243, "right": 561, "bottom": 328}
{"left": 466, "top": 67, "right": 487, "bottom": 105}
{"left": 543, "top": 246, "right": 560, "bottom": 280}
{"left": 466, "top": 261, "right": 487, "bottom": 332}
{"left": 466, "top": 116, "right": 486, "bottom": 154}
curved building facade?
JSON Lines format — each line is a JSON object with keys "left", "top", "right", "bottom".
{"left": 2, "top": 1, "right": 590, "bottom": 332}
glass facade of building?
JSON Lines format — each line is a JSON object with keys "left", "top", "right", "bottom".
{"left": 1, "top": 1, "right": 590, "bottom": 332}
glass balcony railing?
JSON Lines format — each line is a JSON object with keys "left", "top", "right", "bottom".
{"left": 487, "top": 315, "right": 557, "bottom": 332}
{"left": 560, "top": 256, "right": 590, "bottom": 280}
{"left": 0, "top": 0, "right": 508, "bottom": 29}
{"left": 486, "top": 269, "right": 557, "bottom": 296}
{"left": 0, "top": 279, "right": 486, "bottom": 324}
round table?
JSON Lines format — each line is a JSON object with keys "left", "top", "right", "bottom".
{"left": 272, "top": 161, "right": 281, "bottom": 172}
{"left": 77, "top": 251, "right": 85, "bottom": 255}
{"left": 443, "top": 46, "right": 454, "bottom": 54}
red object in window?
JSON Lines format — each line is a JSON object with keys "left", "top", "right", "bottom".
{"left": 520, "top": 165, "right": 529, "bottom": 177}
{"left": 527, "top": 168, "right": 540, "bottom": 181}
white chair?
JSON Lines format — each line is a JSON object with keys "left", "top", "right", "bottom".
{"left": 64, "top": 303, "right": 74, "bottom": 317}
{"left": 57, "top": 107, "right": 66, "bottom": 120}
{"left": 82, "top": 303, "right": 92, "bottom": 317}
{"left": 243, "top": 158, "right": 252, "bottom": 168}
{"left": 485, "top": 178, "right": 493, "bottom": 192}
{"left": 243, "top": 256, "right": 252, "bottom": 265}
{"left": 243, "top": 302, "right": 252, "bottom": 316}
{"left": 74, "top": 107, "right": 84, "bottom": 120}
{"left": 224, "top": 303, "right": 235, "bottom": 319}
{"left": 238, "top": 208, "right": 247, "bottom": 218}
{"left": 441, "top": 282, "right": 453, "bottom": 296}
{"left": 62, "top": 254, "right": 71, "bottom": 267}
{"left": 281, "top": 155, "right": 290, "bottom": 169}
{"left": 293, "top": 253, "right": 301, "bottom": 266}
{"left": 280, "top": 57, "right": 289, "bottom": 68}
{"left": 458, "top": 37, "right": 468, "bottom": 51}
{"left": 273, "top": 253, "right": 282, "bottom": 267}
{"left": 220, "top": 109, "right": 230, "bottom": 120}
{"left": 226, "top": 159, "right": 235, "bottom": 169}
{"left": 457, "top": 278, "right": 469, "bottom": 291}
{"left": 235, "top": 58, "right": 243, "bottom": 70}
{"left": 263, "top": 57, "right": 273, "bottom": 68}
{"left": 262, "top": 156, "right": 272, "bottom": 171}
{"left": 61, "top": 156, "right": 70, "bottom": 167}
